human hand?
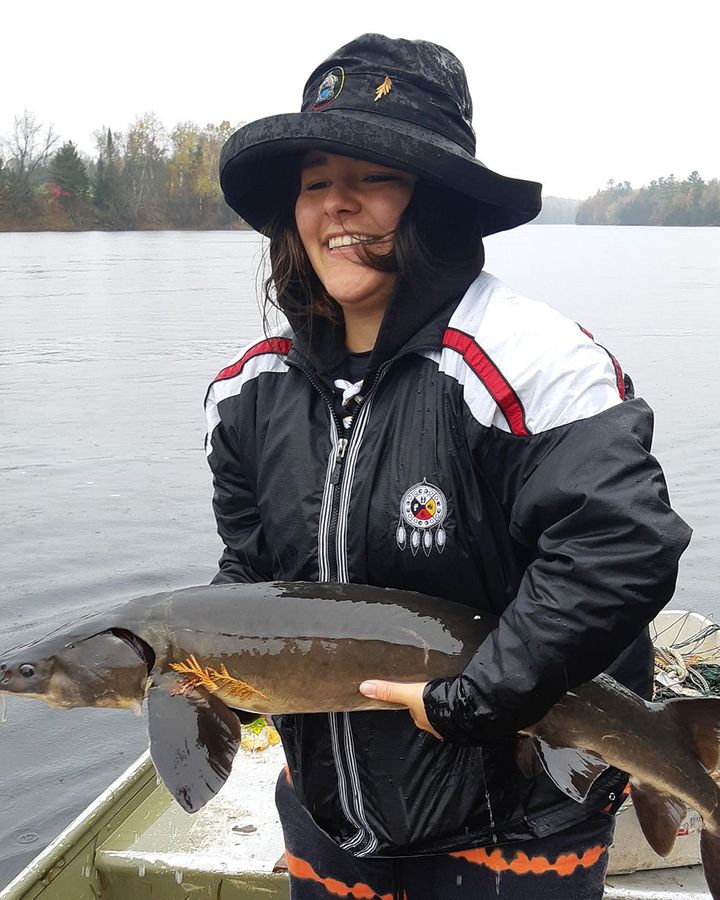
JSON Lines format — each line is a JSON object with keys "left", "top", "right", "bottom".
{"left": 359, "top": 680, "right": 442, "bottom": 740}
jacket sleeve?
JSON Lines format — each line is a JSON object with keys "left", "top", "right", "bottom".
{"left": 205, "top": 385, "right": 273, "bottom": 585}
{"left": 425, "top": 396, "right": 691, "bottom": 744}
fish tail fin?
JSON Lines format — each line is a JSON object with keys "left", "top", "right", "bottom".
{"left": 630, "top": 780, "right": 687, "bottom": 857}
{"left": 633, "top": 696, "right": 720, "bottom": 897}
{"left": 701, "top": 828, "right": 720, "bottom": 899}
{"left": 664, "top": 696, "right": 720, "bottom": 773}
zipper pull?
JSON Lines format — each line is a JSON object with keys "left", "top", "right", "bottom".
{"left": 331, "top": 438, "right": 349, "bottom": 484}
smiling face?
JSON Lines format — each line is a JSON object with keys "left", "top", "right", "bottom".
{"left": 294, "top": 152, "right": 416, "bottom": 347}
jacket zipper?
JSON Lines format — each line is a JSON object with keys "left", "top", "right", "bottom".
{"left": 286, "top": 358, "right": 347, "bottom": 581}
{"left": 288, "top": 348, "right": 425, "bottom": 580}
{"left": 331, "top": 438, "right": 349, "bottom": 484}
{"left": 327, "top": 436, "right": 349, "bottom": 579}
{"left": 286, "top": 349, "right": 425, "bottom": 855}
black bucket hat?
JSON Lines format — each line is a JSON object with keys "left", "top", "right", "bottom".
{"left": 220, "top": 33, "right": 542, "bottom": 237}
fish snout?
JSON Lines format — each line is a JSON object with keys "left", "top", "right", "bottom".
{"left": 0, "top": 662, "right": 36, "bottom": 686}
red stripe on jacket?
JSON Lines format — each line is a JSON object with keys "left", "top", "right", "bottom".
{"left": 577, "top": 325, "right": 625, "bottom": 400}
{"left": 213, "top": 337, "right": 292, "bottom": 384}
{"left": 442, "top": 328, "right": 530, "bottom": 437}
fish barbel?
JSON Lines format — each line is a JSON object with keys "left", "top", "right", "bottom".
{"left": 2, "top": 581, "right": 720, "bottom": 897}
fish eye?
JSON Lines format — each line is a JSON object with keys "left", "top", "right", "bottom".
{"left": 19, "top": 664, "right": 35, "bottom": 678}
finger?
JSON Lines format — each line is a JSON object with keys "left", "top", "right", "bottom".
{"left": 359, "top": 680, "right": 407, "bottom": 705}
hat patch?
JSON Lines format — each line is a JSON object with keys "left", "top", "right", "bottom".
{"left": 396, "top": 479, "right": 447, "bottom": 557}
{"left": 373, "top": 75, "right": 392, "bottom": 102}
{"left": 312, "top": 67, "right": 345, "bottom": 110}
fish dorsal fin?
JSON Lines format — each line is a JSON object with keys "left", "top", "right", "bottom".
{"left": 532, "top": 738, "right": 609, "bottom": 803}
{"left": 146, "top": 670, "right": 241, "bottom": 813}
{"left": 630, "top": 781, "right": 687, "bottom": 857}
{"left": 664, "top": 696, "right": 720, "bottom": 773}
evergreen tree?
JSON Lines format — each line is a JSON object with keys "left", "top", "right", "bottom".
{"left": 50, "top": 141, "right": 89, "bottom": 199}
{"left": 93, "top": 128, "right": 127, "bottom": 226}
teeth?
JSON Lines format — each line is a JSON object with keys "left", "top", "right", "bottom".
{"left": 328, "top": 235, "right": 372, "bottom": 250}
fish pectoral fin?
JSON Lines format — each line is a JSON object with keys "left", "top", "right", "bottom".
{"left": 146, "top": 670, "right": 241, "bottom": 813}
{"left": 532, "top": 738, "right": 609, "bottom": 803}
{"left": 630, "top": 780, "right": 687, "bottom": 857}
{"left": 515, "top": 736, "right": 544, "bottom": 779}
{"left": 169, "top": 657, "right": 268, "bottom": 705}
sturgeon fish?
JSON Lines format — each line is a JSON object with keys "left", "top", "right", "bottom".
{"left": 2, "top": 581, "right": 720, "bottom": 897}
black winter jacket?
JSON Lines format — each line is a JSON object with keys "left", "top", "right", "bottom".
{"left": 204, "top": 271, "right": 691, "bottom": 856}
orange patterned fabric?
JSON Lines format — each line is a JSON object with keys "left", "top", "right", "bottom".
{"left": 450, "top": 843, "right": 607, "bottom": 877}
{"left": 285, "top": 851, "right": 392, "bottom": 899}
{"left": 276, "top": 768, "right": 613, "bottom": 897}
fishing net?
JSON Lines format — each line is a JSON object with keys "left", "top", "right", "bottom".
{"left": 653, "top": 614, "right": 720, "bottom": 699}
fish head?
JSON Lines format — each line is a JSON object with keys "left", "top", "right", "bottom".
{"left": 0, "top": 628, "right": 153, "bottom": 712}
{"left": 0, "top": 652, "right": 54, "bottom": 698}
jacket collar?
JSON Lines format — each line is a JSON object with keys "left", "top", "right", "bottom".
{"left": 282, "top": 247, "right": 485, "bottom": 382}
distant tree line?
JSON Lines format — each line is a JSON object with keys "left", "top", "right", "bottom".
{"left": 0, "top": 111, "right": 245, "bottom": 230}
{"left": 2, "top": 113, "right": 718, "bottom": 231}
{"left": 534, "top": 196, "right": 579, "bottom": 224}
{"left": 576, "top": 174, "right": 720, "bottom": 226}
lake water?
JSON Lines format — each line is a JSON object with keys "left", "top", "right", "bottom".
{"left": 1, "top": 227, "right": 719, "bottom": 886}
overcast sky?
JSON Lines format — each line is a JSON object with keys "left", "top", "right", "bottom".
{"left": 2, "top": 0, "right": 717, "bottom": 199}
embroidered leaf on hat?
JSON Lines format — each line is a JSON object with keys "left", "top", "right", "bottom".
{"left": 373, "top": 76, "right": 392, "bottom": 102}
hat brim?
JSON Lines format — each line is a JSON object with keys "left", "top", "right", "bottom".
{"left": 220, "top": 110, "right": 542, "bottom": 237}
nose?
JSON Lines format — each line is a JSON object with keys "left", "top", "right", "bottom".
{"left": 323, "top": 181, "right": 361, "bottom": 220}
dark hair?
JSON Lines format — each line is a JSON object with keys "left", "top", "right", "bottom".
{"left": 261, "top": 177, "right": 484, "bottom": 334}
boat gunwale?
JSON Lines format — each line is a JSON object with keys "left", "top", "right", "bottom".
{"left": 0, "top": 751, "right": 155, "bottom": 900}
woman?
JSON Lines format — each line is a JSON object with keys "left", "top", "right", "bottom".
{"left": 207, "top": 34, "right": 691, "bottom": 899}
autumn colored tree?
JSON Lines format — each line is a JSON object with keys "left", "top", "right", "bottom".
{"left": 699, "top": 181, "right": 720, "bottom": 226}
{"left": 167, "top": 122, "right": 205, "bottom": 226}
{"left": 167, "top": 120, "right": 236, "bottom": 227}
{"left": 122, "top": 113, "right": 169, "bottom": 225}
{"left": 2, "top": 111, "right": 58, "bottom": 219}
{"left": 195, "top": 121, "right": 238, "bottom": 228}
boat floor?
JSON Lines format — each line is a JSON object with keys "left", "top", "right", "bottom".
{"left": 1, "top": 742, "right": 713, "bottom": 899}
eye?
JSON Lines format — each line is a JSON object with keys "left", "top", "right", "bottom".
{"left": 302, "top": 179, "right": 329, "bottom": 191}
{"left": 19, "top": 664, "right": 35, "bottom": 678}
